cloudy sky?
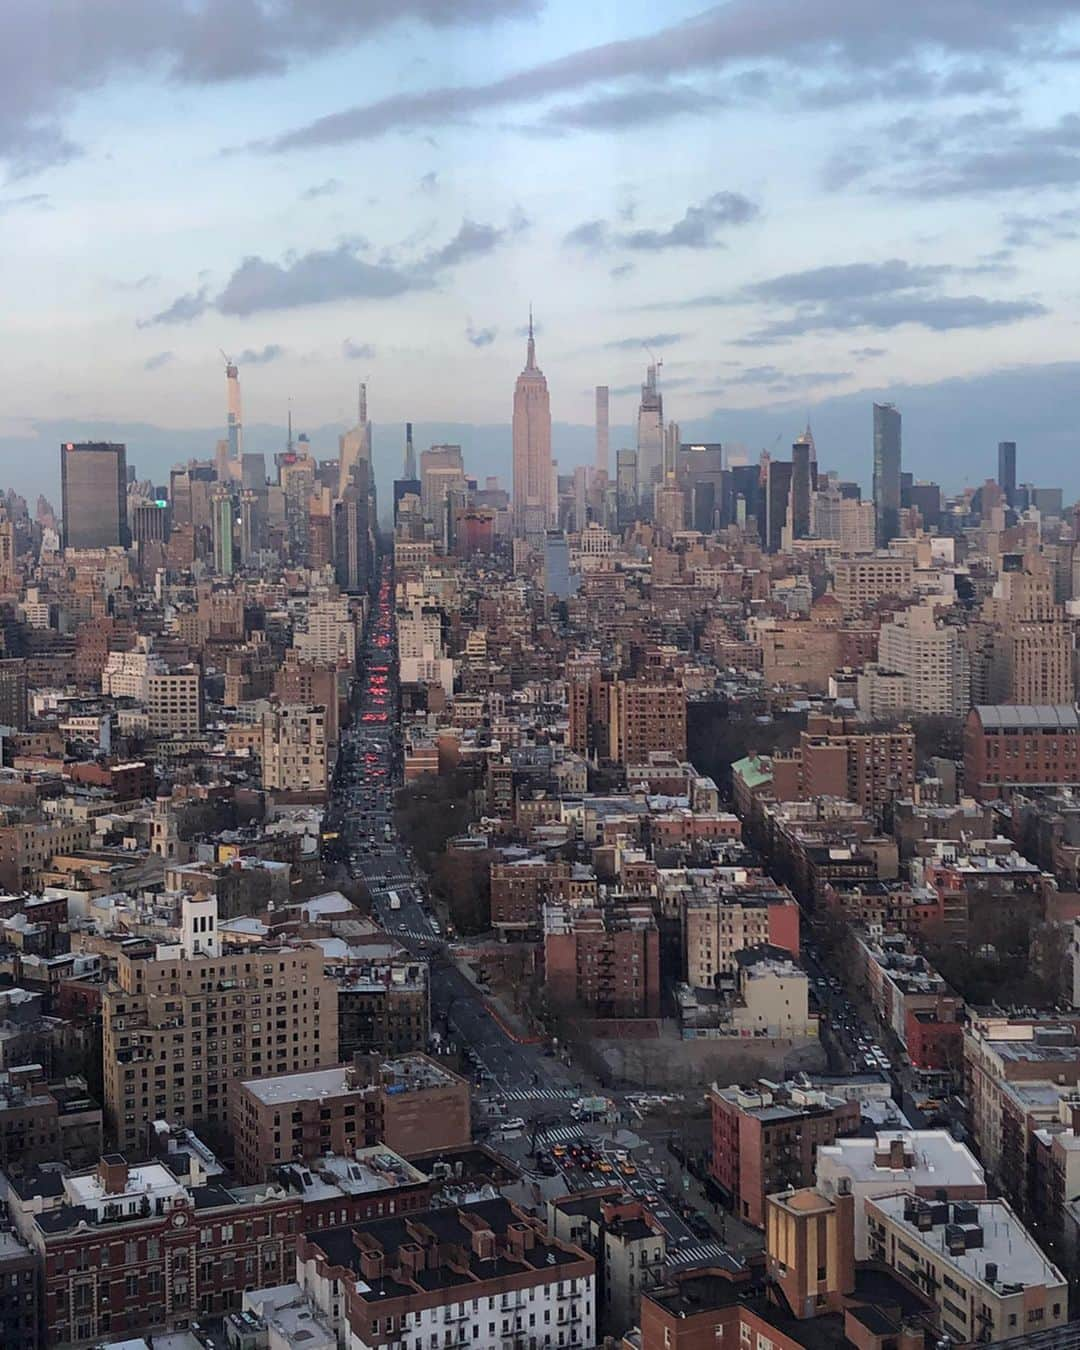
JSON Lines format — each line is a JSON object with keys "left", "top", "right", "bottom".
{"left": 3, "top": 0, "right": 1080, "bottom": 498}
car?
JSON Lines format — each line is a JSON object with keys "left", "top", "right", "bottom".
{"left": 551, "top": 1145, "right": 567, "bottom": 1159}
{"left": 619, "top": 1162, "right": 637, "bottom": 1176}
{"left": 597, "top": 1161, "right": 613, "bottom": 1174}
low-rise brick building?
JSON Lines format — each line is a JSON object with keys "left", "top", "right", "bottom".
{"left": 542, "top": 901, "right": 661, "bottom": 1019}
{"left": 709, "top": 1081, "right": 860, "bottom": 1228}
{"left": 230, "top": 1054, "right": 470, "bottom": 1184}
{"left": 965, "top": 704, "right": 1080, "bottom": 800}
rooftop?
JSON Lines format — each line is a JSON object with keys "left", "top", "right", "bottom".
{"left": 276, "top": 1148, "right": 427, "bottom": 1201}
{"left": 870, "top": 1194, "right": 1065, "bottom": 1293}
{"left": 816, "top": 1130, "right": 984, "bottom": 1190}
{"left": 243, "top": 1066, "right": 351, "bottom": 1106}
{"left": 305, "top": 1197, "right": 585, "bottom": 1299}
{"left": 974, "top": 705, "right": 1080, "bottom": 731}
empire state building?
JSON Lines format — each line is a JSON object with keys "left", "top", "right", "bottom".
{"left": 512, "top": 311, "right": 553, "bottom": 539}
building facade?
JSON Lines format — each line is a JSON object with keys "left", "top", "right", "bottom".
{"left": 61, "top": 442, "right": 129, "bottom": 551}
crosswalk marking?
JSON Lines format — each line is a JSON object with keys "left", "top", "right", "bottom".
{"left": 537, "top": 1125, "right": 586, "bottom": 1145}
{"left": 379, "top": 927, "right": 440, "bottom": 944}
{"left": 668, "top": 1243, "right": 730, "bottom": 1268}
{"left": 483, "top": 1088, "right": 577, "bottom": 1103}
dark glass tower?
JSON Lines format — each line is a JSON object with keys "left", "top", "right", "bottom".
{"left": 873, "top": 403, "right": 901, "bottom": 547}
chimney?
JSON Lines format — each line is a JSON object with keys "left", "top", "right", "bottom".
{"left": 507, "top": 1223, "right": 536, "bottom": 1257}
{"left": 98, "top": 1154, "right": 129, "bottom": 1195}
{"left": 889, "top": 1137, "right": 906, "bottom": 1170}
{"left": 472, "top": 1228, "right": 496, "bottom": 1261}
{"left": 359, "top": 1247, "right": 384, "bottom": 1282}
{"left": 899, "top": 1322, "right": 926, "bottom": 1350}
{"left": 397, "top": 1243, "right": 426, "bottom": 1279}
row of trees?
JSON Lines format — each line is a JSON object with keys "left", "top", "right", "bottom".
{"left": 395, "top": 771, "right": 493, "bottom": 935}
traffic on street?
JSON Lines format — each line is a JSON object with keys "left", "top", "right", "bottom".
{"left": 329, "top": 557, "right": 575, "bottom": 1096}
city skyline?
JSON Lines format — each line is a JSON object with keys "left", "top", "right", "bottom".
{"left": 3, "top": 351, "right": 1072, "bottom": 513}
{"left": 3, "top": 1, "right": 1080, "bottom": 495}
{"left": 6, "top": 11, "right": 1080, "bottom": 1350}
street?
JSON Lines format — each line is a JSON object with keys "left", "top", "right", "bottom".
{"left": 328, "top": 556, "right": 571, "bottom": 1094}
{"left": 322, "top": 554, "right": 761, "bottom": 1265}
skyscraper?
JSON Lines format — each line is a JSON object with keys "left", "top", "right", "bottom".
{"left": 60, "top": 442, "right": 129, "bottom": 550}
{"left": 998, "top": 441, "right": 1017, "bottom": 506}
{"left": 675, "top": 443, "right": 724, "bottom": 533}
{"left": 790, "top": 436, "right": 814, "bottom": 540}
{"left": 421, "top": 444, "right": 466, "bottom": 524}
{"left": 211, "top": 486, "right": 235, "bottom": 575}
{"left": 664, "top": 421, "right": 680, "bottom": 478}
{"left": 338, "top": 383, "right": 370, "bottom": 498}
{"left": 226, "top": 358, "right": 242, "bottom": 461}
{"left": 616, "top": 448, "right": 638, "bottom": 528}
{"left": 512, "top": 311, "right": 553, "bottom": 538}
{"left": 239, "top": 489, "right": 263, "bottom": 561}
{"left": 765, "top": 458, "right": 792, "bottom": 554}
{"left": 872, "top": 402, "right": 902, "bottom": 548}
{"left": 334, "top": 466, "right": 371, "bottom": 594}
{"left": 595, "top": 386, "right": 609, "bottom": 478}
{"left": 636, "top": 364, "right": 663, "bottom": 509}
{"left": 729, "top": 462, "right": 761, "bottom": 534}
{"left": 0, "top": 507, "right": 16, "bottom": 593}
{"left": 543, "top": 531, "right": 572, "bottom": 600}
{"left": 403, "top": 421, "right": 417, "bottom": 481}
{"left": 573, "top": 464, "right": 588, "bottom": 533}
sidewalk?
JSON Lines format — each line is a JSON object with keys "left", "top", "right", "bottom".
{"left": 653, "top": 1152, "right": 764, "bottom": 1261}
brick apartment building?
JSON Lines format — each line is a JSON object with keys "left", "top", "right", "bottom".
{"left": 66, "top": 759, "right": 154, "bottom": 801}
{"left": 0, "top": 819, "right": 93, "bottom": 892}
{"left": 296, "top": 1197, "right": 596, "bottom": 1350}
{"left": 490, "top": 858, "right": 597, "bottom": 934}
{"left": 11, "top": 1153, "right": 298, "bottom": 1347}
{"left": 964, "top": 704, "right": 1080, "bottom": 800}
{"left": 0, "top": 1065, "right": 102, "bottom": 1170}
{"left": 102, "top": 896, "right": 337, "bottom": 1153}
{"left": 334, "top": 959, "right": 429, "bottom": 1061}
{"left": 230, "top": 1054, "right": 471, "bottom": 1183}
{"left": 709, "top": 1081, "right": 859, "bottom": 1227}
{"left": 772, "top": 714, "right": 915, "bottom": 815}
{"left": 608, "top": 679, "right": 687, "bottom": 765}
{"left": 5, "top": 1145, "right": 431, "bottom": 1348}
{"left": 0, "top": 1234, "right": 38, "bottom": 1349}
{"left": 682, "top": 883, "right": 800, "bottom": 989}
{"left": 542, "top": 901, "right": 661, "bottom": 1019}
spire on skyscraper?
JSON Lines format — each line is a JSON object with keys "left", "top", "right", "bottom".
{"left": 513, "top": 307, "right": 552, "bottom": 537}
{"left": 795, "top": 418, "right": 816, "bottom": 464}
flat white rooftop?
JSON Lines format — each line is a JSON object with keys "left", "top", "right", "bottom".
{"left": 870, "top": 1194, "right": 1065, "bottom": 1293}
{"left": 817, "top": 1130, "right": 984, "bottom": 1190}
{"left": 243, "top": 1067, "right": 351, "bottom": 1106}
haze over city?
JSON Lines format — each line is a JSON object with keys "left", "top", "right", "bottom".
{"left": 5, "top": 0, "right": 1080, "bottom": 497}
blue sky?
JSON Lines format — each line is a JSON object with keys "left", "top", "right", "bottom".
{"left": 3, "top": 0, "right": 1080, "bottom": 499}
